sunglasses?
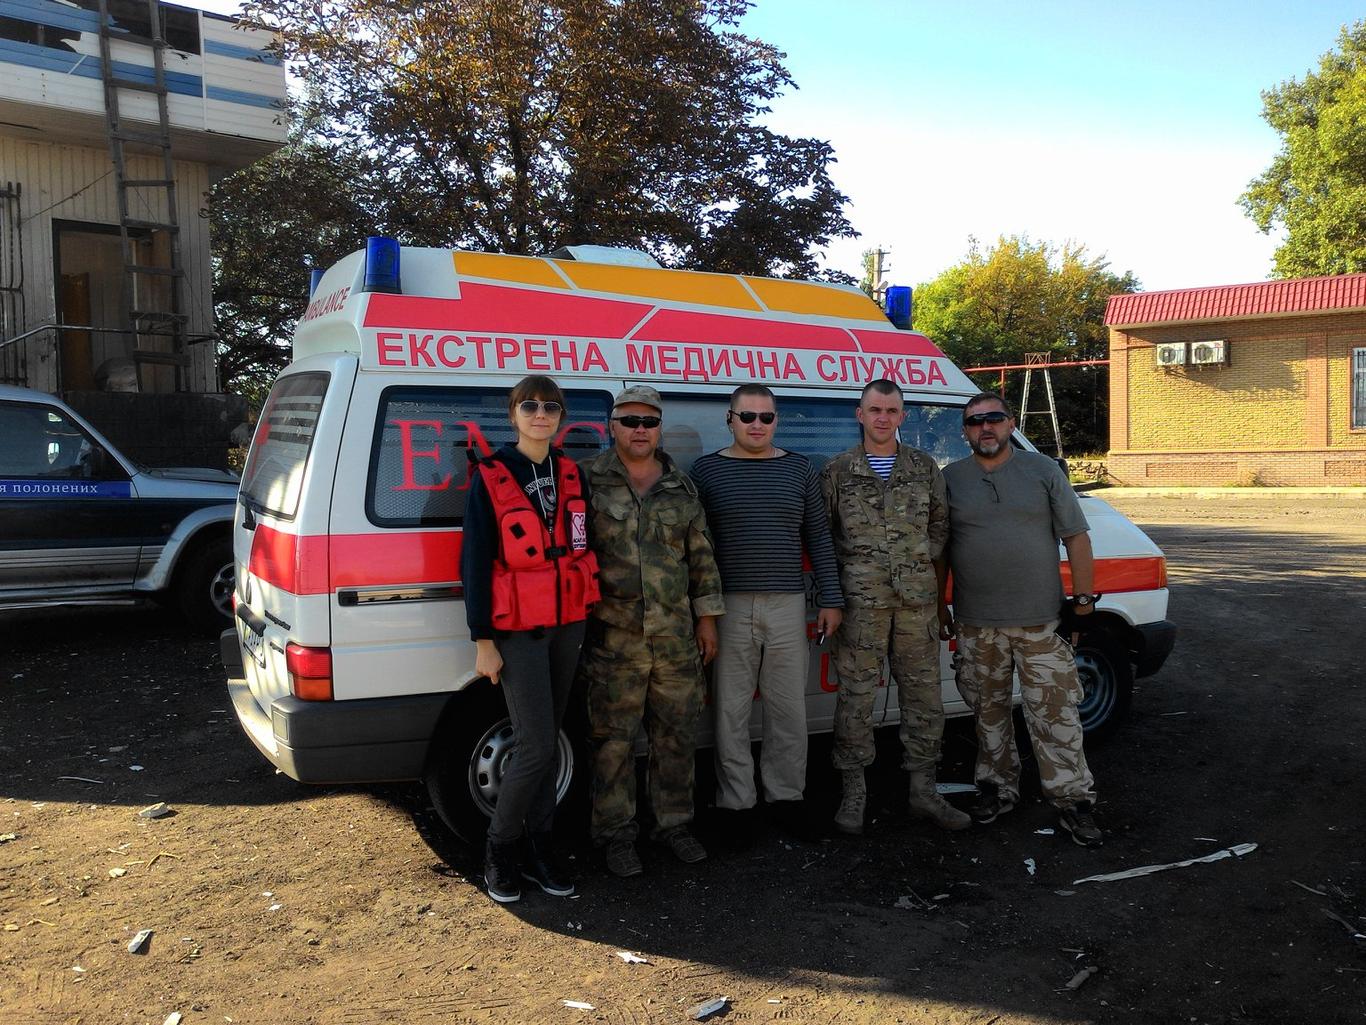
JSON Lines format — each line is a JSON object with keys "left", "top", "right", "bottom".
{"left": 517, "top": 400, "right": 563, "bottom": 417}
{"left": 963, "top": 411, "right": 1009, "bottom": 427}
{"left": 727, "top": 410, "right": 777, "bottom": 425}
{"left": 612, "top": 415, "right": 661, "bottom": 429}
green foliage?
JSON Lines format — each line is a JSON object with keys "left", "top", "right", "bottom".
{"left": 912, "top": 235, "right": 1139, "bottom": 453}
{"left": 209, "top": 115, "right": 382, "bottom": 400}
{"left": 1241, "top": 21, "right": 1366, "bottom": 278}
{"left": 238, "top": 0, "right": 855, "bottom": 279}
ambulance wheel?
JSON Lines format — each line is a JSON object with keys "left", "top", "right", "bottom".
{"left": 425, "top": 686, "right": 582, "bottom": 844}
{"left": 175, "top": 535, "right": 235, "bottom": 632}
{"left": 1072, "top": 631, "right": 1133, "bottom": 740}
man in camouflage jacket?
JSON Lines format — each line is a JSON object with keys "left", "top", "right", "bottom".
{"left": 819, "top": 379, "right": 968, "bottom": 835}
{"left": 579, "top": 386, "right": 725, "bottom": 878}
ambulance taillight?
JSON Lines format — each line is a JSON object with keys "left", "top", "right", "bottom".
{"left": 286, "top": 644, "right": 333, "bottom": 701}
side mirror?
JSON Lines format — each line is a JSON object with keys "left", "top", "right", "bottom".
{"left": 1054, "top": 456, "right": 1070, "bottom": 477}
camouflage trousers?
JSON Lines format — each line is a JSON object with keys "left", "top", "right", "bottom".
{"left": 580, "top": 622, "right": 705, "bottom": 845}
{"left": 832, "top": 603, "right": 944, "bottom": 772}
{"left": 953, "top": 621, "right": 1096, "bottom": 809}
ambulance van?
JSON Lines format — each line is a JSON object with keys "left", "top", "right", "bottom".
{"left": 223, "top": 239, "right": 1175, "bottom": 840}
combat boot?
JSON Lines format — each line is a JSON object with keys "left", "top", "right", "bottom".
{"left": 834, "top": 768, "right": 867, "bottom": 835}
{"left": 907, "top": 770, "right": 971, "bottom": 831}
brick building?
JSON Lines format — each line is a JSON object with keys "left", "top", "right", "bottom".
{"left": 1104, "top": 274, "right": 1366, "bottom": 486}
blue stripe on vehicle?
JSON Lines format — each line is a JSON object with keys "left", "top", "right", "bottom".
{"left": 0, "top": 479, "right": 133, "bottom": 499}
{"left": 204, "top": 39, "right": 281, "bottom": 66}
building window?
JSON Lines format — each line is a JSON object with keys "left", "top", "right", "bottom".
{"left": 1355, "top": 348, "right": 1366, "bottom": 430}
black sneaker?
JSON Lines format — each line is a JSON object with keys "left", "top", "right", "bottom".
{"left": 522, "top": 832, "right": 576, "bottom": 896}
{"left": 484, "top": 839, "right": 522, "bottom": 904}
{"left": 1058, "top": 802, "right": 1104, "bottom": 847}
{"left": 970, "top": 781, "right": 1016, "bottom": 825}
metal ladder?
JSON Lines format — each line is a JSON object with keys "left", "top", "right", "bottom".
{"left": 96, "top": 0, "right": 188, "bottom": 391}
{"left": 1019, "top": 352, "right": 1064, "bottom": 457}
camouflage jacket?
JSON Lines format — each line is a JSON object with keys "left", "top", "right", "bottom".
{"left": 820, "top": 443, "right": 949, "bottom": 608}
{"left": 584, "top": 448, "right": 726, "bottom": 638}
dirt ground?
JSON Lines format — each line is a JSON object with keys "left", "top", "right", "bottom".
{"left": 2, "top": 491, "right": 1364, "bottom": 1025}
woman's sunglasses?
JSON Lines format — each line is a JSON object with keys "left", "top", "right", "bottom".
{"left": 727, "top": 410, "right": 777, "bottom": 425}
{"left": 612, "top": 415, "right": 661, "bottom": 429}
{"left": 517, "top": 400, "right": 563, "bottom": 417}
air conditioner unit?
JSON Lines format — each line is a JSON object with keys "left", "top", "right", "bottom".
{"left": 1155, "top": 343, "right": 1187, "bottom": 367}
{"left": 1190, "top": 340, "right": 1228, "bottom": 366}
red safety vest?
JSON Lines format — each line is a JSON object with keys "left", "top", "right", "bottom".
{"left": 475, "top": 451, "right": 600, "bottom": 631}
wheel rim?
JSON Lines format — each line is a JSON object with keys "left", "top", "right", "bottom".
{"left": 210, "top": 562, "right": 235, "bottom": 619}
{"left": 1074, "top": 647, "right": 1117, "bottom": 732}
{"left": 466, "top": 718, "right": 574, "bottom": 819}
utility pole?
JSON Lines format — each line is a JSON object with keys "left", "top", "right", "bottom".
{"left": 866, "top": 246, "right": 891, "bottom": 304}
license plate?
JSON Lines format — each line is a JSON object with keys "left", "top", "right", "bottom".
{"left": 243, "top": 622, "right": 267, "bottom": 668}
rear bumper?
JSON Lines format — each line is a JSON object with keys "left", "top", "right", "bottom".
{"left": 220, "top": 629, "right": 450, "bottom": 784}
{"left": 1134, "top": 620, "right": 1177, "bottom": 678}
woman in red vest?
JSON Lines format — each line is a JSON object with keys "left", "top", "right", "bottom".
{"left": 462, "top": 375, "right": 600, "bottom": 904}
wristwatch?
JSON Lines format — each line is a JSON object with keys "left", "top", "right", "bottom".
{"left": 1072, "top": 594, "right": 1094, "bottom": 607}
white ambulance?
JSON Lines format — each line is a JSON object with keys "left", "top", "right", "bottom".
{"left": 223, "top": 239, "right": 1175, "bottom": 840}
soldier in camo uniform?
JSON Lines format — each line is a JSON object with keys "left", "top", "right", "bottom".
{"left": 820, "top": 379, "right": 968, "bottom": 835}
{"left": 941, "top": 392, "right": 1103, "bottom": 847}
{"left": 579, "top": 385, "right": 725, "bottom": 878}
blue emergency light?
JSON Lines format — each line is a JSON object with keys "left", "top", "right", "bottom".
{"left": 308, "top": 268, "right": 324, "bottom": 296}
{"left": 885, "top": 285, "right": 912, "bottom": 329}
{"left": 363, "top": 236, "right": 402, "bottom": 294}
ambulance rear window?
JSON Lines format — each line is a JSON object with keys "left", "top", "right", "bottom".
{"left": 240, "top": 372, "right": 330, "bottom": 520}
{"left": 367, "top": 386, "right": 612, "bottom": 528}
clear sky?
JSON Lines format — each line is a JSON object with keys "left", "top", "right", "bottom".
{"left": 737, "top": 0, "right": 1364, "bottom": 291}
{"left": 189, "top": 0, "right": 1362, "bottom": 293}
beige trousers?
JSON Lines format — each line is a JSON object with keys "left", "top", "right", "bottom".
{"left": 712, "top": 592, "right": 809, "bottom": 810}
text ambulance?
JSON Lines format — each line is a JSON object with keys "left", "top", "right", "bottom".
{"left": 224, "top": 240, "right": 1175, "bottom": 840}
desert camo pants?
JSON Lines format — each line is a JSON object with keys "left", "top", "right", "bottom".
{"left": 582, "top": 623, "right": 705, "bottom": 845}
{"left": 832, "top": 603, "right": 944, "bottom": 772}
{"left": 953, "top": 621, "right": 1096, "bottom": 809}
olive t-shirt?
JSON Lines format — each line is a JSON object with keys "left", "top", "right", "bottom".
{"left": 942, "top": 449, "right": 1089, "bottom": 627}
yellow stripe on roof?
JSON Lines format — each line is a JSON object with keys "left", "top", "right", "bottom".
{"left": 744, "top": 277, "right": 886, "bottom": 321}
{"left": 453, "top": 251, "right": 568, "bottom": 289}
{"left": 553, "top": 261, "right": 762, "bottom": 311}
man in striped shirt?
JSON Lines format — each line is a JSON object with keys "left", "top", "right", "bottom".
{"left": 690, "top": 384, "right": 844, "bottom": 842}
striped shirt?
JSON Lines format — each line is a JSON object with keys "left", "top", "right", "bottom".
{"left": 689, "top": 450, "right": 844, "bottom": 607}
{"left": 865, "top": 453, "right": 896, "bottom": 480}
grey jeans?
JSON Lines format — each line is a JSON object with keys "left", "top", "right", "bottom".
{"left": 486, "top": 621, "right": 586, "bottom": 844}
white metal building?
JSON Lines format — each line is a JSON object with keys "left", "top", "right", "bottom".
{"left": 0, "top": 0, "right": 287, "bottom": 396}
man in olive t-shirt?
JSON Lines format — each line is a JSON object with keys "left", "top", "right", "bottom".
{"left": 940, "top": 393, "right": 1103, "bottom": 847}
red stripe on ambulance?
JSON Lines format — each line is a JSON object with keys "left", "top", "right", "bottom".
{"left": 363, "top": 284, "right": 651, "bottom": 337}
{"left": 849, "top": 329, "right": 947, "bottom": 358}
{"left": 633, "top": 308, "right": 857, "bottom": 351}
{"left": 252, "top": 523, "right": 1164, "bottom": 602}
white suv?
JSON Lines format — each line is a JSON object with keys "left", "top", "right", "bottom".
{"left": 0, "top": 384, "right": 239, "bottom": 628}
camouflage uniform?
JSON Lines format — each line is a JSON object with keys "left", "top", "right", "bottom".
{"left": 953, "top": 623, "right": 1095, "bottom": 806}
{"left": 580, "top": 448, "right": 725, "bottom": 845}
{"left": 820, "top": 444, "right": 949, "bottom": 771}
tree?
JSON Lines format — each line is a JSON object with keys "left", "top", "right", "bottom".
{"left": 1241, "top": 21, "right": 1366, "bottom": 278}
{"left": 912, "top": 236, "right": 1139, "bottom": 453}
{"left": 209, "top": 123, "right": 382, "bottom": 403}
{"left": 238, "top": 0, "right": 855, "bottom": 279}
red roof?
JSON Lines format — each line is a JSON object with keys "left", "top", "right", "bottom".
{"left": 1104, "top": 273, "right": 1366, "bottom": 327}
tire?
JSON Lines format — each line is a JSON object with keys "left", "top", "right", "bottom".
{"left": 424, "top": 685, "right": 585, "bottom": 844}
{"left": 174, "top": 535, "right": 235, "bottom": 632}
{"left": 1071, "top": 630, "right": 1134, "bottom": 740}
